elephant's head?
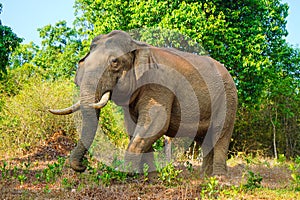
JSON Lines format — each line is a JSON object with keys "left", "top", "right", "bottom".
{"left": 49, "top": 30, "right": 153, "bottom": 172}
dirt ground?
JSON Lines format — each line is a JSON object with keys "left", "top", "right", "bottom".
{"left": 0, "top": 131, "right": 298, "bottom": 199}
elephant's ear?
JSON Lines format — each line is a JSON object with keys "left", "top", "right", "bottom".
{"left": 133, "top": 46, "right": 158, "bottom": 80}
{"left": 74, "top": 53, "right": 89, "bottom": 87}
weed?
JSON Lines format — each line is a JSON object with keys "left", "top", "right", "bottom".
{"left": 143, "top": 163, "right": 149, "bottom": 181}
{"left": 43, "top": 184, "right": 51, "bottom": 193}
{"left": 243, "top": 153, "right": 259, "bottom": 165}
{"left": 61, "top": 177, "right": 75, "bottom": 190}
{"left": 1, "top": 161, "right": 9, "bottom": 179}
{"left": 220, "top": 185, "right": 241, "bottom": 198}
{"left": 17, "top": 174, "right": 27, "bottom": 185}
{"left": 277, "top": 154, "right": 286, "bottom": 164}
{"left": 200, "top": 176, "right": 220, "bottom": 199}
{"left": 12, "top": 166, "right": 19, "bottom": 178}
{"left": 158, "top": 162, "right": 182, "bottom": 186}
{"left": 184, "top": 161, "right": 193, "bottom": 172}
{"left": 21, "top": 159, "right": 31, "bottom": 175}
{"left": 243, "top": 170, "right": 263, "bottom": 190}
{"left": 36, "top": 157, "right": 66, "bottom": 183}
{"left": 88, "top": 162, "right": 128, "bottom": 186}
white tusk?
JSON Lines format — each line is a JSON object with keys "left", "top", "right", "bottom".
{"left": 48, "top": 101, "right": 80, "bottom": 115}
{"left": 89, "top": 92, "right": 111, "bottom": 109}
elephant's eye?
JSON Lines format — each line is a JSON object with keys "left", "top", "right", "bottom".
{"left": 111, "top": 58, "right": 118, "bottom": 63}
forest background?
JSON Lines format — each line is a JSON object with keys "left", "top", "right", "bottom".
{"left": 0, "top": 0, "right": 299, "bottom": 160}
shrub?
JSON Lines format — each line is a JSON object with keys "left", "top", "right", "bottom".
{"left": 289, "top": 156, "right": 300, "bottom": 191}
{"left": 243, "top": 170, "right": 263, "bottom": 190}
{"left": 100, "top": 102, "right": 128, "bottom": 149}
{"left": 0, "top": 76, "right": 78, "bottom": 155}
{"left": 158, "top": 162, "right": 182, "bottom": 186}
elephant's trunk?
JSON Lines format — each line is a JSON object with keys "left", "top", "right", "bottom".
{"left": 69, "top": 74, "right": 102, "bottom": 172}
{"left": 48, "top": 101, "right": 81, "bottom": 115}
{"left": 69, "top": 104, "right": 100, "bottom": 172}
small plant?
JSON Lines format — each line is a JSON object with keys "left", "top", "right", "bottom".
{"left": 94, "top": 162, "right": 128, "bottom": 186}
{"left": 17, "top": 174, "right": 27, "bottom": 185}
{"left": 243, "top": 153, "right": 258, "bottom": 165}
{"left": 200, "top": 176, "right": 220, "bottom": 199}
{"left": 184, "top": 161, "right": 193, "bottom": 172}
{"left": 158, "top": 162, "right": 182, "bottom": 186}
{"left": 1, "top": 161, "right": 9, "bottom": 179}
{"left": 143, "top": 163, "right": 149, "bottom": 181}
{"left": 22, "top": 159, "right": 31, "bottom": 175}
{"left": 12, "top": 166, "right": 20, "bottom": 178}
{"left": 289, "top": 156, "right": 300, "bottom": 191}
{"left": 61, "top": 177, "right": 75, "bottom": 190}
{"left": 277, "top": 154, "right": 286, "bottom": 164}
{"left": 43, "top": 184, "right": 51, "bottom": 193}
{"left": 37, "top": 157, "right": 66, "bottom": 183}
{"left": 243, "top": 170, "right": 263, "bottom": 190}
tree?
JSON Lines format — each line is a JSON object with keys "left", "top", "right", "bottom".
{"left": 34, "top": 21, "right": 83, "bottom": 79}
{"left": 10, "top": 21, "right": 84, "bottom": 80}
{"left": 0, "top": 3, "right": 23, "bottom": 79}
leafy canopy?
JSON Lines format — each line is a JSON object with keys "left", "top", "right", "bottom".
{"left": 0, "top": 3, "right": 23, "bottom": 79}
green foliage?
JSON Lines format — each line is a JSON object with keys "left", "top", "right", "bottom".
{"left": 34, "top": 21, "right": 83, "bottom": 79}
{"left": 87, "top": 162, "right": 128, "bottom": 186}
{"left": 100, "top": 102, "right": 128, "bottom": 149}
{"left": 0, "top": 3, "right": 23, "bottom": 79}
{"left": 8, "top": 21, "right": 83, "bottom": 81}
{"left": 200, "top": 176, "right": 221, "bottom": 199}
{"left": 0, "top": 77, "right": 78, "bottom": 155}
{"left": 277, "top": 154, "right": 287, "bottom": 164}
{"left": 17, "top": 174, "right": 27, "bottom": 185}
{"left": 243, "top": 170, "right": 263, "bottom": 190}
{"left": 143, "top": 163, "right": 150, "bottom": 181}
{"left": 1, "top": 161, "right": 8, "bottom": 179}
{"left": 36, "top": 157, "right": 66, "bottom": 183}
{"left": 289, "top": 156, "right": 300, "bottom": 191}
{"left": 158, "top": 162, "right": 182, "bottom": 186}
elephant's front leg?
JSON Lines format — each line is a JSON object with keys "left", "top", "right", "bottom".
{"left": 124, "top": 99, "right": 172, "bottom": 174}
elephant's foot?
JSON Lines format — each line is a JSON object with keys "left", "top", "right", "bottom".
{"left": 69, "top": 157, "right": 87, "bottom": 172}
{"left": 69, "top": 140, "right": 88, "bottom": 173}
{"left": 212, "top": 163, "right": 228, "bottom": 177}
{"left": 147, "top": 171, "right": 158, "bottom": 182}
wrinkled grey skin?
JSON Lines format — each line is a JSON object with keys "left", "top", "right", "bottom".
{"left": 49, "top": 30, "right": 237, "bottom": 176}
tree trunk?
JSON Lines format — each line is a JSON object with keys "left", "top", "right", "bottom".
{"left": 270, "top": 108, "right": 278, "bottom": 159}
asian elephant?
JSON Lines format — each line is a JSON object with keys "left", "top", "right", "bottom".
{"left": 49, "top": 30, "right": 237, "bottom": 176}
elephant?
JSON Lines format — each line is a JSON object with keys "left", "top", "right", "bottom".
{"left": 49, "top": 30, "right": 237, "bottom": 177}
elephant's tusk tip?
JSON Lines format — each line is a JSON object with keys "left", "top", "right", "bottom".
{"left": 48, "top": 109, "right": 55, "bottom": 113}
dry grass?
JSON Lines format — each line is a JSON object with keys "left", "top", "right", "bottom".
{"left": 0, "top": 132, "right": 299, "bottom": 199}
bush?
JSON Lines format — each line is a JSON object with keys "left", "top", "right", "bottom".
{"left": 100, "top": 102, "right": 128, "bottom": 149}
{"left": 289, "top": 156, "right": 300, "bottom": 191}
{"left": 0, "top": 76, "right": 78, "bottom": 155}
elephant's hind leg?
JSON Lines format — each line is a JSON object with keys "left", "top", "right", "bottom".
{"left": 212, "top": 125, "right": 233, "bottom": 176}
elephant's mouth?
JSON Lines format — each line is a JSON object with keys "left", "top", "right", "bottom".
{"left": 48, "top": 91, "right": 111, "bottom": 115}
